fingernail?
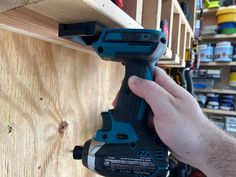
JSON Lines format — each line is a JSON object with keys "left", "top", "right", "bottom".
{"left": 129, "top": 76, "right": 141, "bottom": 86}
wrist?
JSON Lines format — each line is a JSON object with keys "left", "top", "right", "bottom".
{"left": 196, "top": 121, "right": 222, "bottom": 174}
{"left": 198, "top": 121, "right": 236, "bottom": 177}
{"left": 186, "top": 118, "right": 217, "bottom": 170}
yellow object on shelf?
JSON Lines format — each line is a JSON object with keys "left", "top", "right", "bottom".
{"left": 229, "top": 71, "right": 236, "bottom": 87}
{"left": 216, "top": 6, "right": 236, "bottom": 24}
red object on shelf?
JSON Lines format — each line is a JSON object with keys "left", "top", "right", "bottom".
{"left": 113, "top": 0, "right": 124, "bottom": 8}
{"left": 189, "top": 170, "right": 207, "bottom": 177}
{"left": 160, "top": 20, "right": 169, "bottom": 44}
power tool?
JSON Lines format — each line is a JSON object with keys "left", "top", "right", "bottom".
{"left": 59, "top": 21, "right": 169, "bottom": 177}
{"left": 184, "top": 48, "right": 195, "bottom": 96}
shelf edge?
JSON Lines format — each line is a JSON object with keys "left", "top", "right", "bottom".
{"left": 81, "top": 0, "right": 143, "bottom": 28}
{"left": 202, "top": 108, "right": 236, "bottom": 116}
{"left": 200, "top": 62, "right": 236, "bottom": 66}
{"left": 195, "top": 89, "right": 236, "bottom": 94}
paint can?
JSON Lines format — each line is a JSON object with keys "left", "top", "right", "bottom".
{"left": 214, "top": 41, "right": 233, "bottom": 62}
{"left": 198, "top": 44, "right": 214, "bottom": 62}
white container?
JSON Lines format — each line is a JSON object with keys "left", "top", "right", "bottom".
{"left": 225, "top": 116, "right": 236, "bottom": 132}
{"left": 198, "top": 44, "right": 214, "bottom": 62}
{"left": 214, "top": 41, "right": 233, "bottom": 62}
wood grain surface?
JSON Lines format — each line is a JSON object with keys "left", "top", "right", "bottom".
{"left": 0, "top": 29, "right": 124, "bottom": 177}
{"left": 0, "top": 7, "right": 94, "bottom": 55}
{"left": 0, "top": 0, "right": 42, "bottom": 13}
{"left": 26, "top": 0, "right": 142, "bottom": 28}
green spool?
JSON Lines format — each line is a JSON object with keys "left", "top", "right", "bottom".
{"left": 219, "top": 28, "right": 236, "bottom": 34}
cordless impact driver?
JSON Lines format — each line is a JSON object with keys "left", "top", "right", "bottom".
{"left": 59, "top": 22, "right": 169, "bottom": 177}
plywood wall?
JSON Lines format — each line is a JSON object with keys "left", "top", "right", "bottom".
{"left": 0, "top": 29, "right": 124, "bottom": 177}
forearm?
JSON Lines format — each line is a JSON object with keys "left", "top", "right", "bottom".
{"left": 199, "top": 121, "right": 236, "bottom": 177}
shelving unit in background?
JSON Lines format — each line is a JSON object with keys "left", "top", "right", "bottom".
{"left": 195, "top": 6, "right": 236, "bottom": 117}
{"left": 197, "top": 6, "right": 217, "bottom": 42}
{"left": 195, "top": 65, "right": 234, "bottom": 92}
{"left": 197, "top": 7, "right": 236, "bottom": 41}
{"left": 158, "top": 0, "right": 196, "bottom": 66}
{"left": 200, "top": 62, "right": 236, "bottom": 66}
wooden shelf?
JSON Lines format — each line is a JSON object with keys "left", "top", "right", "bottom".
{"left": 196, "top": 8, "right": 218, "bottom": 15}
{"left": 202, "top": 108, "right": 236, "bottom": 116}
{"left": 195, "top": 89, "right": 236, "bottom": 94}
{"left": 173, "top": 0, "right": 194, "bottom": 37}
{"left": 0, "top": 0, "right": 142, "bottom": 55}
{"left": 201, "top": 34, "right": 236, "bottom": 40}
{"left": 26, "top": 0, "right": 143, "bottom": 28}
{"left": 160, "top": 0, "right": 195, "bottom": 66}
{"left": 159, "top": 54, "right": 186, "bottom": 67}
{"left": 0, "top": 0, "right": 193, "bottom": 66}
{"left": 159, "top": 54, "right": 180, "bottom": 65}
{"left": 0, "top": 0, "right": 43, "bottom": 13}
{"left": 200, "top": 62, "right": 236, "bottom": 66}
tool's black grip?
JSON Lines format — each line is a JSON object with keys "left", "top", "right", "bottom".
{"left": 185, "top": 70, "right": 194, "bottom": 96}
{"left": 112, "top": 60, "right": 156, "bottom": 123}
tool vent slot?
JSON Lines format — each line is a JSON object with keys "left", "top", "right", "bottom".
{"left": 156, "top": 147, "right": 164, "bottom": 160}
{"left": 116, "top": 134, "right": 128, "bottom": 140}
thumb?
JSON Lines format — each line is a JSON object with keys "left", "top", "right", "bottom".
{"left": 128, "top": 76, "right": 173, "bottom": 113}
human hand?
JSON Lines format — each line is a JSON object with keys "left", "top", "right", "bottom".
{"left": 113, "top": 67, "right": 216, "bottom": 171}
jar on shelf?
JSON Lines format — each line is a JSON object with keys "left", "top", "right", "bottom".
{"left": 198, "top": 44, "right": 214, "bottom": 62}
{"left": 214, "top": 41, "right": 233, "bottom": 62}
